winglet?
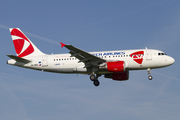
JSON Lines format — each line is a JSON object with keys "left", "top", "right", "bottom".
{"left": 60, "top": 42, "right": 66, "bottom": 48}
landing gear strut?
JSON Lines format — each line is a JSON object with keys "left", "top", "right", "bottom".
{"left": 90, "top": 74, "right": 101, "bottom": 86}
{"left": 147, "top": 68, "right": 153, "bottom": 80}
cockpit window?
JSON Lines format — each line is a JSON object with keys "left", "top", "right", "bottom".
{"left": 158, "top": 53, "right": 167, "bottom": 56}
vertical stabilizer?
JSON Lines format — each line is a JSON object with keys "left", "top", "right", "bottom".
{"left": 9, "top": 28, "right": 45, "bottom": 58}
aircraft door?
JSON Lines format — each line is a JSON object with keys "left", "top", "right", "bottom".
{"left": 146, "top": 49, "right": 152, "bottom": 60}
{"left": 42, "top": 56, "right": 48, "bottom": 67}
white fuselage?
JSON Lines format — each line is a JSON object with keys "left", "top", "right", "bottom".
{"left": 7, "top": 49, "right": 175, "bottom": 74}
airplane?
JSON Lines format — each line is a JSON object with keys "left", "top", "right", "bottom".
{"left": 7, "top": 28, "right": 175, "bottom": 86}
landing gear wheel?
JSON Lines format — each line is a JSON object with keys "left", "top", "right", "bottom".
{"left": 147, "top": 68, "right": 153, "bottom": 80}
{"left": 93, "top": 80, "right": 100, "bottom": 86}
{"left": 90, "top": 74, "right": 101, "bottom": 86}
{"left": 148, "top": 75, "right": 153, "bottom": 80}
{"left": 90, "top": 75, "right": 96, "bottom": 81}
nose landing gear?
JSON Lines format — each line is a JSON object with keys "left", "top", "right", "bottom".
{"left": 147, "top": 68, "right": 153, "bottom": 80}
{"left": 90, "top": 74, "right": 101, "bottom": 86}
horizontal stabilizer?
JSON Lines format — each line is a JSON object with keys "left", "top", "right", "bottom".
{"left": 7, "top": 55, "right": 31, "bottom": 63}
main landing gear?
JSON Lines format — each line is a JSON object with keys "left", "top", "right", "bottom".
{"left": 147, "top": 68, "right": 153, "bottom": 80}
{"left": 90, "top": 74, "right": 101, "bottom": 86}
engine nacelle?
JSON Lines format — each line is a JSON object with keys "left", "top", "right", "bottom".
{"left": 99, "top": 61, "right": 126, "bottom": 72}
{"left": 104, "top": 71, "right": 129, "bottom": 81}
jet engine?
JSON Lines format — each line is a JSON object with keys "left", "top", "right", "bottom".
{"left": 99, "top": 61, "right": 127, "bottom": 72}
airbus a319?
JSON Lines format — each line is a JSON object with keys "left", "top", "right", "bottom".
{"left": 7, "top": 28, "right": 175, "bottom": 86}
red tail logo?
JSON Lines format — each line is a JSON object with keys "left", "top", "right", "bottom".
{"left": 130, "top": 51, "right": 144, "bottom": 64}
{"left": 11, "top": 28, "right": 34, "bottom": 57}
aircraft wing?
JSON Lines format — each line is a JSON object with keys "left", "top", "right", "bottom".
{"left": 7, "top": 55, "right": 31, "bottom": 63}
{"left": 60, "top": 42, "right": 106, "bottom": 68}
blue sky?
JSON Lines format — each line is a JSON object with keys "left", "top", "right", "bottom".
{"left": 0, "top": 0, "right": 180, "bottom": 120}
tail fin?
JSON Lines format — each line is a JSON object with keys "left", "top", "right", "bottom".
{"left": 9, "top": 28, "right": 45, "bottom": 58}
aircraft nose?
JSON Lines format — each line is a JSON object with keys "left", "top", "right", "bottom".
{"left": 168, "top": 56, "right": 175, "bottom": 65}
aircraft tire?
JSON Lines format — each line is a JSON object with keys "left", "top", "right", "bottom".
{"left": 93, "top": 80, "right": 100, "bottom": 86}
{"left": 90, "top": 74, "right": 96, "bottom": 81}
{"left": 148, "top": 75, "right": 153, "bottom": 80}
